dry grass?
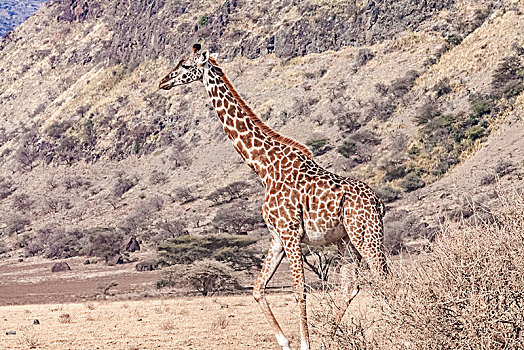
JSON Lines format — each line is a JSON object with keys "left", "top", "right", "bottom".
{"left": 314, "top": 191, "right": 524, "bottom": 349}
{"left": 211, "top": 314, "right": 230, "bottom": 330}
{"left": 57, "top": 313, "right": 71, "bottom": 324}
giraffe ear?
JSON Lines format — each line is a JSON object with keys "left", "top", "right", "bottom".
{"left": 210, "top": 53, "right": 218, "bottom": 61}
{"left": 198, "top": 50, "right": 210, "bottom": 65}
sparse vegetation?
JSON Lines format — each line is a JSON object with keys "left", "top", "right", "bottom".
{"left": 11, "top": 193, "right": 33, "bottom": 211}
{"left": 206, "top": 181, "right": 251, "bottom": 206}
{"left": 149, "top": 170, "right": 169, "bottom": 185}
{"left": 0, "top": 176, "right": 14, "bottom": 199}
{"left": 24, "top": 226, "right": 125, "bottom": 260}
{"left": 433, "top": 77, "right": 452, "bottom": 97}
{"left": 58, "top": 313, "right": 71, "bottom": 324}
{"left": 211, "top": 203, "right": 263, "bottom": 234}
{"left": 398, "top": 172, "right": 425, "bottom": 192}
{"left": 355, "top": 48, "right": 374, "bottom": 68}
{"left": 337, "top": 130, "right": 380, "bottom": 164}
{"left": 173, "top": 187, "right": 196, "bottom": 204}
{"left": 157, "top": 259, "right": 242, "bottom": 296}
{"left": 112, "top": 172, "right": 138, "bottom": 198}
{"left": 389, "top": 70, "right": 419, "bottom": 98}
{"left": 302, "top": 245, "right": 340, "bottom": 285}
{"left": 0, "top": 2, "right": 523, "bottom": 349}
{"left": 492, "top": 50, "right": 524, "bottom": 99}
{"left": 6, "top": 216, "right": 30, "bottom": 235}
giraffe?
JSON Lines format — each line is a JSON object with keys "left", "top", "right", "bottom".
{"left": 159, "top": 44, "right": 387, "bottom": 350}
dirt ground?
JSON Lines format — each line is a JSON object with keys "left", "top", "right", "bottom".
{"left": 0, "top": 253, "right": 162, "bottom": 306}
{"left": 0, "top": 295, "right": 308, "bottom": 350}
{"left": 0, "top": 253, "right": 369, "bottom": 349}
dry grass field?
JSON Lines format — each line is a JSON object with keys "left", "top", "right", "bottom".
{"left": 0, "top": 291, "right": 372, "bottom": 350}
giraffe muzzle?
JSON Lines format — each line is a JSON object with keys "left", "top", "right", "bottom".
{"left": 158, "top": 77, "right": 172, "bottom": 90}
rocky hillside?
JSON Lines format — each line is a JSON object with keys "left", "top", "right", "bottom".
{"left": 0, "top": 0, "right": 522, "bottom": 258}
{"left": 0, "top": 0, "right": 48, "bottom": 36}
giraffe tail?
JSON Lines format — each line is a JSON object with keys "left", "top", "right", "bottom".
{"left": 377, "top": 197, "right": 386, "bottom": 218}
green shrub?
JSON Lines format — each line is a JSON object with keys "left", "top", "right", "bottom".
{"left": 380, "top": 158, "right": 407, "bottom": 182}
{"left": 157, "top": 234, "right": 262, "bottom": 271}
{"left": 465, "top": 125, "right": 485, "bottom": 140}
{"left": 412, "top": 96, "right": 493, "bottom": 179}
{"left": 399, "top": 172, "right": 425, "bottom": 192}
{"left": 337, "top": 141, "right": 356, "bottom": 158}
{"left": 199, "top": 14, "right": 209, "bottom": 26}
{"left": 374, "top": 185, "right": 401, "bottom": 203}
{"left": 306, "top": 138, "right": 330, "bottom": 156}
{"left": 470, "top": 95, "right": 493, "bottom": 119}
{"left": 445, "top": 34, "right": 462, "bottom": 47}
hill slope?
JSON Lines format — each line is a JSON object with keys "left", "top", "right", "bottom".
{"left": 0, "top": 0, "right": 522, "bottom": 258}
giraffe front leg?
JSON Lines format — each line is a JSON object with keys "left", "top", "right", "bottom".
{"left": 283, "top": 238, "right": 310, "bottom": 350}
{"left": 253, "top": 236, "right": 290, "bottom": 350}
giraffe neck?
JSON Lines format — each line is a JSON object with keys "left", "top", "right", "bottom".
{"left": 202, "top": 64, "right": 312, "bottom": 185}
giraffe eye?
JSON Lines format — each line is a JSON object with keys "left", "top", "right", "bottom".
{"left": 181, "top": 65, "right": 191, "bottom": 69}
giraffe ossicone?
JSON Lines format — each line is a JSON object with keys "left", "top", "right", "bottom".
{"left": 159, "top": 45, "right": 387, "bottom": 350}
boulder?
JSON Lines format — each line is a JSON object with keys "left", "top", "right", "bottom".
{"left": 106, "top": 254, "right": 123, "bottom": 266}
{"left": 124, "top": 236, "right": 140, "bottom": 252}
{"left": 135, "top": 260, "right": 156, "bottom": 271}
{"left": 51, "top": 262, "right": 71, "bottom": 273}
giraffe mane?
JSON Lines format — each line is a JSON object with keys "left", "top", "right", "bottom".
{"left": 208, "top": 56, "right": 314, "bottom": 160}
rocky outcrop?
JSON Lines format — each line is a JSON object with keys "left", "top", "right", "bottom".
{"left": 124, "top": 236, "right": 140, "bottom": 252}
{"left": 51, "top": 0, "right": 458, "bottom": 67}
{"left": 57, "top": 0, "right": 103, "bottom": 22}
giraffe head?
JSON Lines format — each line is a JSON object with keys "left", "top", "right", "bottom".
{"left": 158, "top": 44, "right": 215, "bottom": 90}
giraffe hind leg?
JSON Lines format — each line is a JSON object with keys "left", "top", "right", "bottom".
{"left": 341, "top": 196, "right": 387, "bottom": 276}
{"left": 332, "top": 238, "right": 362, "bottom": 329}
{"left": 332, "top": 199, "right": 388, "bottom": 328}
